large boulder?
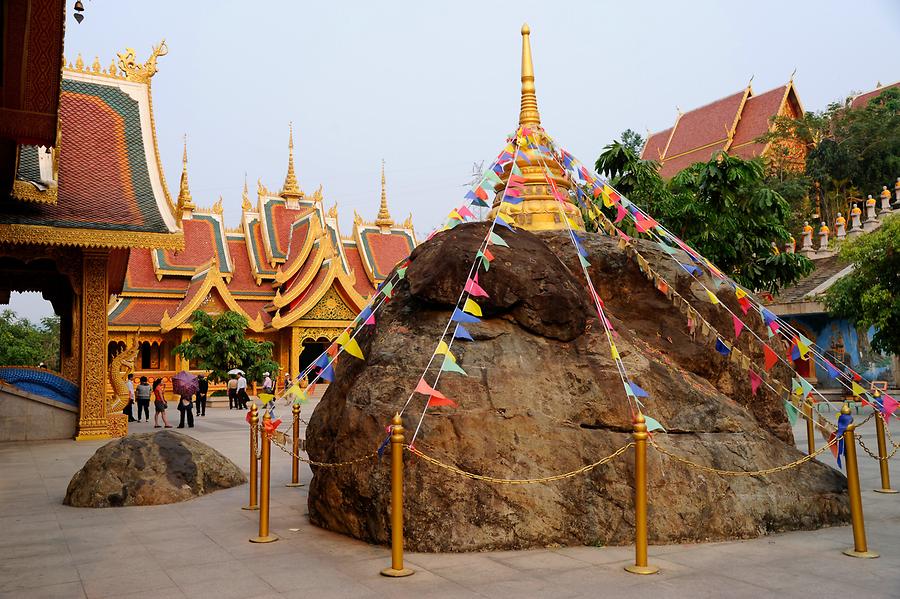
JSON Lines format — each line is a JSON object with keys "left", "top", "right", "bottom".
{"left": 64, "top": 431, "right": 245, "bottom": 507}
{"left": 306, "top": 223, "right": 848, "bottom": 552}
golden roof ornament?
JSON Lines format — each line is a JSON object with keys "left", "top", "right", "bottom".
{"left": 327, "top": 202, "right": 339, "bottom": 220}
{"left": 375, "top": 159, "right": 394, "bottom": 229}
{"left": 257, "top": 178, "right": 269, "bottom": 199}
{"left": 281, "top": 122, "right": 303, "bottom": 199}
{"left": 176, "top": 136, "right": 195, "bottom": 221}
{"left": 241, "top": 173, "right": 252, "bottom": 210}
{"left": 117, "top": 40, "right": 168, "bottom": 84}
{"left": 518, "top": 24, "right": 541, "bottom": 127}
{"left": 312, "top": 184, "right": 324, "bottom": 203}
{"left": 213, "top": 196, "right": 223, "bottom": 214}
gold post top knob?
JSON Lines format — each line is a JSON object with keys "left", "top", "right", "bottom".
{"left": 521, "top": 23, "right": 530, "bottom": 35}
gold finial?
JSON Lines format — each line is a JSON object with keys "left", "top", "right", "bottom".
{"left": 213, "top": 196, "right": 223, "bottom": 214}
{"left": 91, "top": 56, "right": 101, "bottom": 73}
{"left": 281, "top": 122, "right": 303, "bottom": 198}
{"left": 176, "top": 135, "right": 195, "bottom": 220}
{"left": 518, "top": 23, "right": 541, "bottom": 127}
{"left": 108, "top": 57, "right": 118, "bottom": 76}
{"left": 375, "top": 160, "right": 394, "bottom": 228}
{"left": 241, "top": 173, "right": 251, "bottom": 210}
{"left": 117, "top": 40, "right": 168, "bottom": 84}
{"left": 75, "top": 53, "right": 84, "bottom": 71}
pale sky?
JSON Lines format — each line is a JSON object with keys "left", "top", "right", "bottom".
{"left": 14, "top": 1, "right": 900, "bottom": 323}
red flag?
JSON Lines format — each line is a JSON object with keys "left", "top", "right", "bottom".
{"left": 749, "top": 370, "right": 762, "bottom": 396}
{"left": 414, "top": 378, "right": 457, "bottom": 408}
{"left": 264, "top": 418, "right": 282, "bottom": 433}
{"left": 483, "top": 248, "right": 495, "bottom": 262}
{"left": 475, "top": 187, "right": 488, "bottom": 201}
{"left": 615, "top": 204, "right": 627, "bottom": 224}
{"left": 464, "top": 277, "right": 489, "bottom": 298}
{"left": 828, "top": 432, "right": 839, "bottom": 459}
{"left": 763, "top": 345, "right": 778, "bottom": 371}
{"left": 737, "top": 296, "right": 751, "bottom": 315}
{"left": 732, "top": 315, "right": 744, "bottom": 339}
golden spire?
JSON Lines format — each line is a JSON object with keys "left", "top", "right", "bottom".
{"left": 518, "top": 23, "right": 541, "bottom": 127}
{"left": 281, "top": 122, "right": 303, "bottom": 198}
{"left": 241, "top": 172, "right": 252, "bottom": 210}
{"left": 176, "top": 135, "right": 195, "bottom": 221}
{"left": 375, "top": 159, "right": 394, "bottom": 228}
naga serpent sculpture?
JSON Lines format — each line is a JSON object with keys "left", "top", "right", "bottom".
{"left": 108, "top": 331, "right": 141, "bottom": 412}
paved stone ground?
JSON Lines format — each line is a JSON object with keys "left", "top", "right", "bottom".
{"left": 1, "top": 397, "right": 899, "bottom": 598}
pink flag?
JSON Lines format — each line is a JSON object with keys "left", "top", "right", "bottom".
{"left": 464, "top": 277, "right": 489, "bottom": 298}
{"left": 749, "top": 370, "right": 762, "bottom": 396}
{"left": 732, "top": 315, "right": 744, "bottom": 339}
{"left": 415, "top": 378, "right": 457, "bottom": 407}
{"left": 364, "top": 313, "right": 375, "bottom": 326}
{"left": 457, "top": 206, "right": 475, "bottom": 220}
{"left": 883, "top": 393, "right": 899, "bottom": 422}
{"left": 635, "top": 213, "right": 658, "bottom": 233}
{"left": 615, "top": 203, "right": 627, "bottom": 224}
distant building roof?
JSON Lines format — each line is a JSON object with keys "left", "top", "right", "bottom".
{"left": 850, "top": 81, "right": 900, "bottom": 109}
{"left": 642, "top": 82, "right": 803, "bottom": 179}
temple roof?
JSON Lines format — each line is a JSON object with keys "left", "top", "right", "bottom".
{"left": 642, "top": 81, "right": 803, "bottom": 179}
{"left": 850, "top": 81, "right": 900, "bottom": 109}
{"left": 5, "top": 47, "right": 182, "bottom": 249}
{"left": 110, "top": 141, "right": 417, "bottom": 332}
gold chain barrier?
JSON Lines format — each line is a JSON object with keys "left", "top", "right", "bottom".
{"left": 285, "top": 403, "right": 304, "bottom": 488}
{"left": 649, "top": 435, "right": 839, "bottom": 477}
{"left": 407, "top": 442, "right": 634, "bottom": 485}
{"left": 241, "top": 404, "right": 259, "bottom": 511}
{"left": 250, "top": 411, "right": 277, "bottom": 543}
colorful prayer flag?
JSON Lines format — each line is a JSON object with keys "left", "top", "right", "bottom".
{"left": 732, "top": 315, "right": 744, "bottom": 339}
{"left": 463, "top": 298, "right": 482, "bottom": 317}
{"left": 764, "top": 345, "right": 778, "bottom": 371}
{"left": 453, "top": 324, "right": 474, "bottom": 341}
{"left": 749, "top": 370, "right": 762, "bottom": 396}
{"left": 489, "top": 232, "right": 509, "bottom": 248}
{"left": 715, "top": 338, "right": 731, "bottom": 356}
{"left": 451, "top": 308, "right": 480, "bottom": 324}
{"left": 441, "top": 354, "right": 467, "bottom": 376}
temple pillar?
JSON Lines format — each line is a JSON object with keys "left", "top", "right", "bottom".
{"left": 289, "top": 326, "right": 300, "bottom": 376}
{"left": 75, "top": 250, "right": 120, "bottom": 440}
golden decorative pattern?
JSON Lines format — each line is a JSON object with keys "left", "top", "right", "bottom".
{"left": 295, "top": 326, "right": 342, "bottom": 343}
{"left": 303, "top": 286, "right": 357, "bottom": 321}
{"left": 0, "top": 224, "right": 184, "bottom": 250}
{"left": 117, "top": 40, "right": 168, "bottom": 84}
{"left": 11, "top": 179, "right": 58, "bottom": 204}
{"left": 76, "top": 250, "right": 113, "bottom": 440}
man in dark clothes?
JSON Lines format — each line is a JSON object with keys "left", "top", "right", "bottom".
{"left": 196, "top": 374, "right": 209, "bottom": 416}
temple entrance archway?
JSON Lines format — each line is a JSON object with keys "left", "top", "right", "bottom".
{"left": 299, "top": 337, "right": 331, "bottom": 382}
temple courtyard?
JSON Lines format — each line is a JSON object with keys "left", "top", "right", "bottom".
{"left": 1, "top": 398, "right": 898, "bottom": 599}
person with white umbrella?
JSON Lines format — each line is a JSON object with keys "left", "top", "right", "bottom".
{"left": 236, "top": 370, "right": 249, "bottom": 409}
{"left": 226, "top": 369, "right": 242, "bottom": 410}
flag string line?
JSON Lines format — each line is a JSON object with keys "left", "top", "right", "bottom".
{"left": 405, "top": 143, "right": 525, "bottom": 446}
{"left": 563, "top": 151, "right": 884, "bottom": 397}
{"left": 541, "top": 136, "right": 890, "bottom": 420}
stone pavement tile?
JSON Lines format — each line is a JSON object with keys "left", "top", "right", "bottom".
{"left": 80, "top": 570, "right": 176, "bottom": 599}
{"left": 164, "top": 558, "right": 253, "bottom": 587}
{"left": 404, "top": 555, "right": 523, "bottom": 586}
{"left": 551, "top": 544, "right": 647, "bottom": 566}
{"left": 0, "top": 563, "right": 80, "bottom": 593}
{"left": 115, "top": 587, "right": 187, "bottom": 599}
{"left": 74, "top": 550, "right": 156, "bottom": 581}
{"left": 66, "top": 542, "right": 148, "bottom": 566}
{"left": 0, "top": 540, "right": 68, "bottom": 561}
{"left": 176, "top": 572, "right": 277, "bottom": 599}
{"left": 492, "top": 548, "right": 591, "bottom": 574}
{"left": 345, "top": 559, "right": 480, "bottom": 598}
{"left": 0, "top": 580, "right": 85, "bottom": 599}
{"left": 635, "top": 573, "right": 774, "bottom": 599}
{"left": 403, "top": 550, "right": 488, "bottom": 570}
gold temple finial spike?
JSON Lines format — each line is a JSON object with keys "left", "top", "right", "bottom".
{"left": 176, "top": 135, "right": 195, "bottom": 220}
{"left": 281, "top": 122, "right": 302, "bottom": 198}
{"left": 518, "top": 23, "right": 541, "bottom": 127}
{"left": 375, "top": 159, "right": 394, "bottom": 229}
{"left": 242, "top": 172, "right": 251, "bottom": 210}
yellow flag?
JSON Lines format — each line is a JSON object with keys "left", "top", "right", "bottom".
{"left": 735, "top": 288, "right": 747, "bottom": 299}
{"left": 797, "top": 339, "right": 810, "bottom": 358}
{"left": 602, "top": 184, "right": 614, "bottom": 208}
{"left": 336, "top": 330, "right": 350, "bottom": 346}
{"left": 343, "top": 338, "right": 365, "bottom": 360}
{"left": 610, "top": 343, "right": 620, "bottom": 360}
{"left": 851, "top": 382, "right": 866, "bottom": 397}
{"left": 706, "top": 290, "right": 719, "bottom": 305}
{"left": 463, "top": 298, "right": 482, "bottom": 317}
{"left": 435, "top": 340, "right": 449, "bottom": 356}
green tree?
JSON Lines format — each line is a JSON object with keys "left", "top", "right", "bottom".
{"left": 594, "top": 143, "right": 813, "bottom": 293}
{"left": 824, "top": 214, "right": 900, "bottom": 355}
{"left": 172, "top": 310, "right": 279, "bottom": 384}
{"left": 0, "top": 310, "right": 60, "bottom": 369}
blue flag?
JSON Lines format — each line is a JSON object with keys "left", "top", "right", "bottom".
{"left": 314, "top": 353, "right": 330, "bottom": 369}
{"left": 319, "top": 363, "right": 335, "bottom": 383}
{"left": 715, "top": 338, "right": 731, "bottom": 356}
{"left": 627, "top": 381, "right": 650, "bottom": 398}
{"left": 453, "top": 324, "right": 474, "bottom": 341}
{"left": 836, "top": 411, "right": 853, "bottom": 468}
{"left": 451, "top": 308, "right": 481, "bottom": 324}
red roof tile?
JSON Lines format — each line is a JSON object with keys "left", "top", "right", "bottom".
{"left": 664, "top": 90, "right": 746, "bottom": 158}
{"left": 159, "top": 218, "right": 220, "bottom": 269}
{"left": 658, "top": 141, "right": 728, "bottom": 179}
{"left": 850, "top": 81, "right": 900, "bottom": 109}
{"left": 731, "top": 85, "right": 786, "bottom": 147}
{"left": 281, "top": 219, "right": 312, "bottom": 271}
{"left": 109, "top": 297, "right": 181, "bottom": 326}
{"left": 226, "top": 237, "right": 267, "bottom": 295}
{"left": 641, "top": 127, "right": 672, "bottom": 161}
{"left": 266, "top": 202, "right": 313, "bottom": 259}
{"left": 123, "top": 248, "right": 189, "bottom": 293}
{"left": 237, "top": 299, "right": 272, "bottom": 325}
{"left": 343, "top": 243, "right": 376, "bottom": 297}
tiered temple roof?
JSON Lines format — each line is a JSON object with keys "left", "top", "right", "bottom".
{"left": 850, "top": 81, "right": 900, "bottom": 109}
{"left": 109, "top": 138, "right": 416, "bottom": 333}
{"left": 642, "top": 80, "right": 804, "bottom": 179}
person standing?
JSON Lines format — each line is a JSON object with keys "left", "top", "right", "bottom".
{"left": 196, "top": 374, "right": 208, "bottom": 416}
{"left": 227, "top": 374, "right": 238, "bottom": 410}
{"left": 237, "top": 372, "right": 249, "bottom": 409}
{"left": 177, "top": 391, "right": 194, "bottom": 428}
{"left": 152, "top": 378, "right": 172, "bottom": 428}
{"left": 123, "top": 373, "right": 136, "bottom": 422}
{"left": 262, "top": 372, "right": 273, "bottom": 394}
{"left": 283, "top": 372, "right": 291, "bottom": 393}
{"left": 135, "top": 376, "right": 152, "bottom": 422}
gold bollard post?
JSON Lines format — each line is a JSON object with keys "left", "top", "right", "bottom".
{"left": 872, "top": 391, "right": 897, "bottom": 494}
{"left": 286, "top": 403, "right": 304, "bottom": 488}
{"left": 625, "top": 412, "right": 659, "bottom": 575}
{"left": 805, "top": 399, "right": 816, "bottom": 455}
{"left": 250, "top": 410, "right": 278, "bottom": 543}
{"left": 381, "top": 414, "right": 414, "bottom": 577}
{"left": 241, "top": 403, "right": 259, "bottom": 511}
{"left": 841, "top": 404, "right": 878, "bottom": 558}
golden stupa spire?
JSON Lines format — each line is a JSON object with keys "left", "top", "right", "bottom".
{"left": 241, "top": 172, "right": 252, "bottom": 210}
{"left": 281, "top": 122, "right": 302, "bottom": 198}
{"left": 518, "top": 23, "right": 541, "bottom": 127}
{"left": 176, "top": 135, "right": 195, "bottom": 221}
{"left": 375, "top": 159, "right": 394, "bottom": 228}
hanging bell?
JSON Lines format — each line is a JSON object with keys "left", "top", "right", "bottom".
{"left": 74, "top": 0, "right": 84, "bottom": 10}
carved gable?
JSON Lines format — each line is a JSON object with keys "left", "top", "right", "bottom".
{"left": 303, "top": 286, "right": 356, "bottom": 321}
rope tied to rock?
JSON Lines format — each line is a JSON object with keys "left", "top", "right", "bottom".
{"left": 406, "top": 442, "right": 634, "bottom": 485}
{"left": 649, "top": 434, "right": 840, "bottom": 477}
